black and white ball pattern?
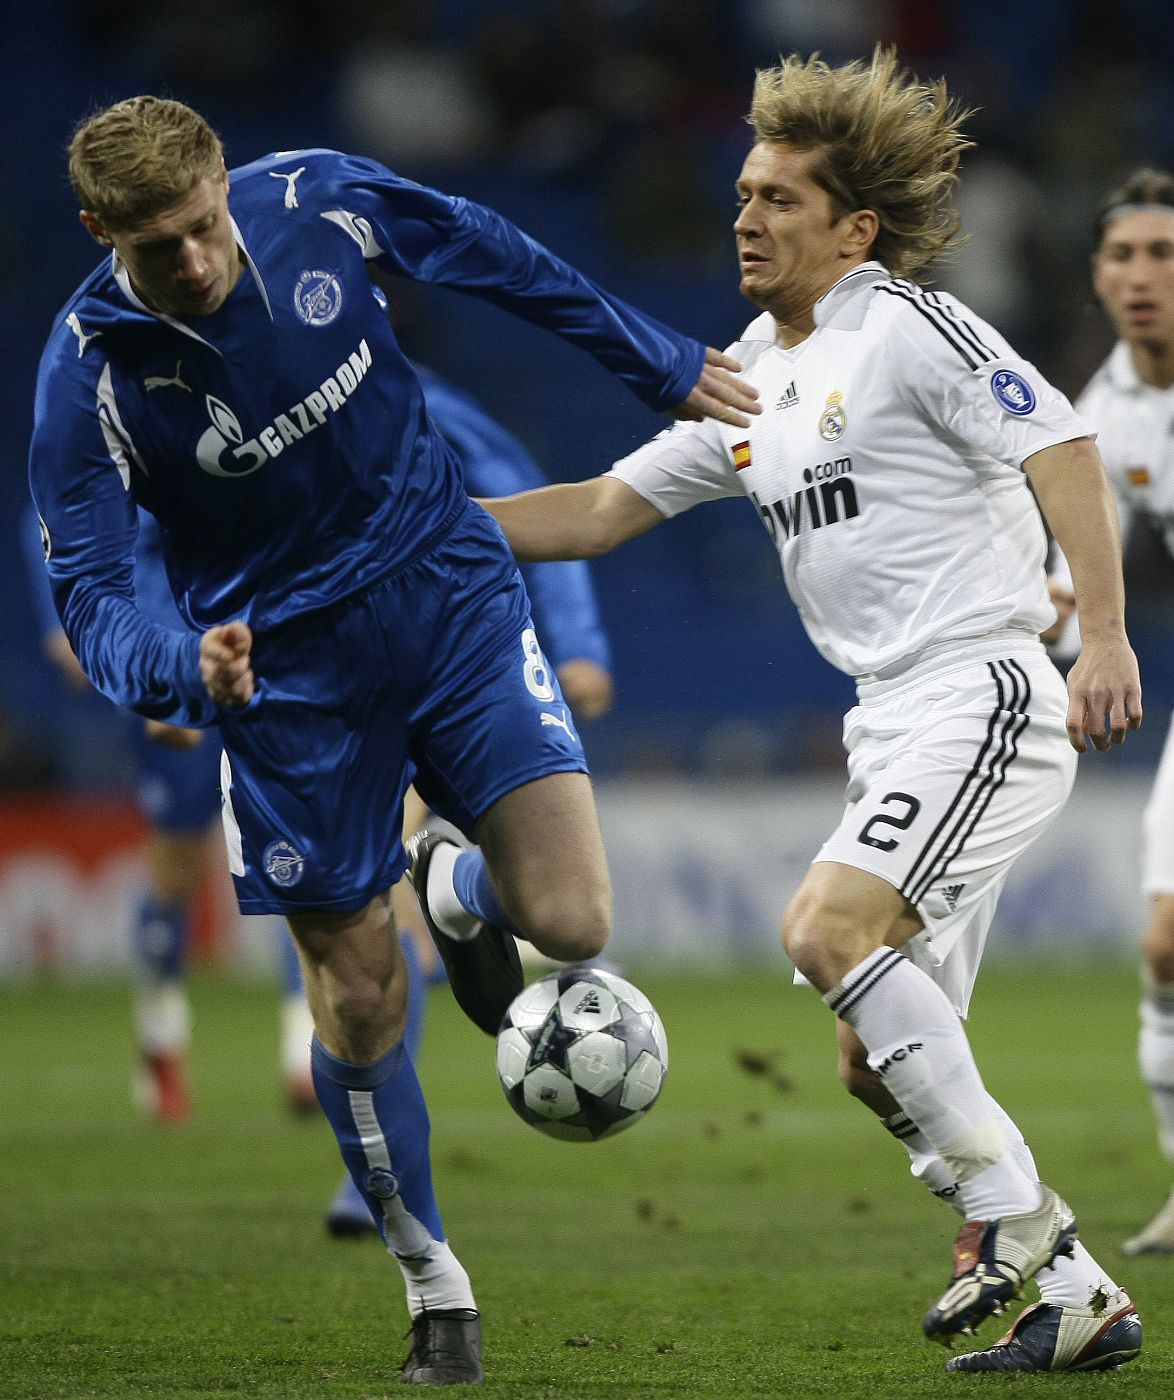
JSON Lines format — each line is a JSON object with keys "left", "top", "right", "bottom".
{"left": 495, "top": 965, "right": 668, "bottom": 1141}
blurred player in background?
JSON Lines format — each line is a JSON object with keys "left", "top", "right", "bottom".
{"left": 19, "top": 503, "right": 229, "bottom": 1122}
{"left": 1049, "top": 167, "right": 1174, "bottom": 1257}
{"left": 483, "top": 49, "right": 1144, "bottom": 1375}
{"left": 29, "top": 96, "right": 755, "bottom": 1387}
{"left": 321, "top": 359, "right": 615, "bottom": 1236}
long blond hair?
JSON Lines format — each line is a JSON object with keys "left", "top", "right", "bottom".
{"left": 68, "top": 96, "right": 224, "bottom": 229}
{"left": 749, "top": 47, "right": 973, "bottom": 279}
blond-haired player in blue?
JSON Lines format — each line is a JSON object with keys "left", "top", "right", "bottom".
{"left": 30, "top": 95, "right": 756, "bottom": 1387}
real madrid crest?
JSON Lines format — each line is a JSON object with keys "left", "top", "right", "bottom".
{"left": 819, "top": 391, "right": 846, "bottom": 442}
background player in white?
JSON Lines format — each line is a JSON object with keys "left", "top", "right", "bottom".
{"left": 482, "top": 49, "right": 1144, "bottom": 1374}
{"left": 31, "top": 96, "right": 758, "bottom": 1388}
{"left": 1049, "top": 167, "right": 1174, "bottom": 1256}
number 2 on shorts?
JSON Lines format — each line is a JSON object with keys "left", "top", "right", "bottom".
{"left": 857, "top": 791, "right": 922, "bottom": 851}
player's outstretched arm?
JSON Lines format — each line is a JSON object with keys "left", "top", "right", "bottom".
{"left": 478, "top": 477, "right": 664, "bottom": 563}
{"left": 671, "top": 347, "right": 761, "bottom": 428}
{"left": 199, "top": 621, "right": 255, "bottom": 708}
{"left": 1025, "top": 437, "right": 1143, "bottom": 752}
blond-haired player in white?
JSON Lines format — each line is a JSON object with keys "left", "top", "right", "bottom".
{"left": 1050, "top": 167, "right": 1174, "bottom": 1259}
{"left": 481, "top": 50, "right": 1144, "bottom": 1375}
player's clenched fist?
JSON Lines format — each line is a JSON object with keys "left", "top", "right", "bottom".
{"left": 199, "top": 621, "right": 255, "bottom": 707}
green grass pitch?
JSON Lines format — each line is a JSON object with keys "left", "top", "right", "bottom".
{"left": 0, "top": 959, "right": 1168, "bottom": 1397}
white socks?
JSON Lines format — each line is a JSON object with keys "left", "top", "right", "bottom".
{"left": 1140, "top": 981, "right": 1174, "bottom": 1161}
{"left": 881, "top": 1064, "right": 1123, "bottom": 1309}
{"left": 134, "top": 979, "right": 191, "bottom": 1055}
{"left": 424, "top": 843, "right": 483, "bottom": 943}
{"left": 281, "top": 993, "right": 315, "bottom": 1080}
{"left": 397, "top": 1239, "right": 477, "bottom": 1318}
{"left": 828, "top": 948, "right": 1039, "bottom": 1218}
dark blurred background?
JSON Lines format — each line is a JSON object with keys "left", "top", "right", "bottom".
{"left": 3, "top": 0, "right": 1173, "bottom": 795}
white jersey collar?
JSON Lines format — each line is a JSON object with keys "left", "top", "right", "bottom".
{"left": 110, "top": 216, "right": 271, "bottom": 353}
{"left": 739, "top": 261, "right": 891, "bottom": 344}
{"left": 812, "top": 260, "right": 890, "bottom": 328}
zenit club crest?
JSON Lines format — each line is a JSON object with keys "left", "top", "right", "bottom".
{"left": 263, "top": 839, "right": 305, "bottom": 888}
{"left": 294, "top": 268, "right": 343, "bottom": 327}
{"left": 365, "top": 1167, "right": 401, "bottom": 1199}
{"left": 819, "top": 391, "right": 847, "bottom": 442}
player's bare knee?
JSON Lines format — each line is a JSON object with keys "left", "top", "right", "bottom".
{"left": 517, "top": 889, "right": 611, "bottom": 962}
{"left": 778, "top": 879, "right": 901, "bottom": 991}
{"left": 317, "top": 969, "right": 404, "bottom": 1060}
{"left": 782, "top": 897, "right": 878, "bottom": 993}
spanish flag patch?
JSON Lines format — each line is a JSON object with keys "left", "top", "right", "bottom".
{"left": 732, "top": 441, "right": 752, "bottom": 471}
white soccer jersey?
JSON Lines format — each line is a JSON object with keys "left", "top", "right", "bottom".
{"left": 1075, "top": 340, "right": 1174, "bottom": 556}
{"left": 1076, "top": 341, "right": 1174, "bottom": 896}
{"left": 609, "top": 262, "right": 1089, "bottom": 684}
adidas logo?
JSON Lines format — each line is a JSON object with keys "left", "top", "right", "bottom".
{"left": 574, "top": 989, "right": 603, "bottom": 1015}
{"left": 775, "top": 380, "right": 799, "bottom": 410}
{"left": 940, "top": 883, "right": 965, "bottom": 913}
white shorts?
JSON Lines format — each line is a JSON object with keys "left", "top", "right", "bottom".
{"left": 813, "top": 650, "right": 1076, "bottom": 1016}
{"left": 1143, "top": 713, "right": 1174, "bottom": 897}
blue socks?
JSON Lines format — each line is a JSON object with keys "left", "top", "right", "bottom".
{"left": 134, "top": 895, "right": 187, "bottom": 981}
{"left": 310, "top": 1035, "right": 444, "bottom": 1246}
{"left": 312, "top": 1033, "right": 477, "bottom": 1313}
{"left": 453, "top": 848, "right": 518, "bottom": 934}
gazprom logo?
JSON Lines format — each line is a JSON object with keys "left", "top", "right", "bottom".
{"left": 194, "top": 339, "right": 373, "bottom": 478}
{"left": 196, "top": 396, "right": 266, "bottom": 478}
{"left": 990, "top": 369, "right": 1036, "bottom": 416}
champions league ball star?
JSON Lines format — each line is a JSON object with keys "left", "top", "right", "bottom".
{"left": 496, "top": 966, "right": 668, "bottom": 1141}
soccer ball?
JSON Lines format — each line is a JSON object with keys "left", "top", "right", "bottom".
{"left": 495, "top": 965, "right": 668, "bottom": 1142}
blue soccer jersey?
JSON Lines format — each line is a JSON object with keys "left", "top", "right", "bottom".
{"left": 21, "top": 501, "right": 185, "bottom": 635}
{"left": 29, "top": 148, "right": 700, "bottom": 727}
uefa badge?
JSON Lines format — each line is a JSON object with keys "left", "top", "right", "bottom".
{"left": 263, "top": 839, "right": 305, "bottom": 888}
{"left": 818, "top": 390, "right": 847, "bottom": 442}
{"left": 989, "top": 369, "right": 1036, "bottom": 416}
{"left": 293, "top": 268, "right": 344, "bottom": 327}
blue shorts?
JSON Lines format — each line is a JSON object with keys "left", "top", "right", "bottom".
{"left": 132, "top": 722, "right": 223, "bottom": 833}
{"left": 219, "top": 503, "right": 587, "bottom": 914}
